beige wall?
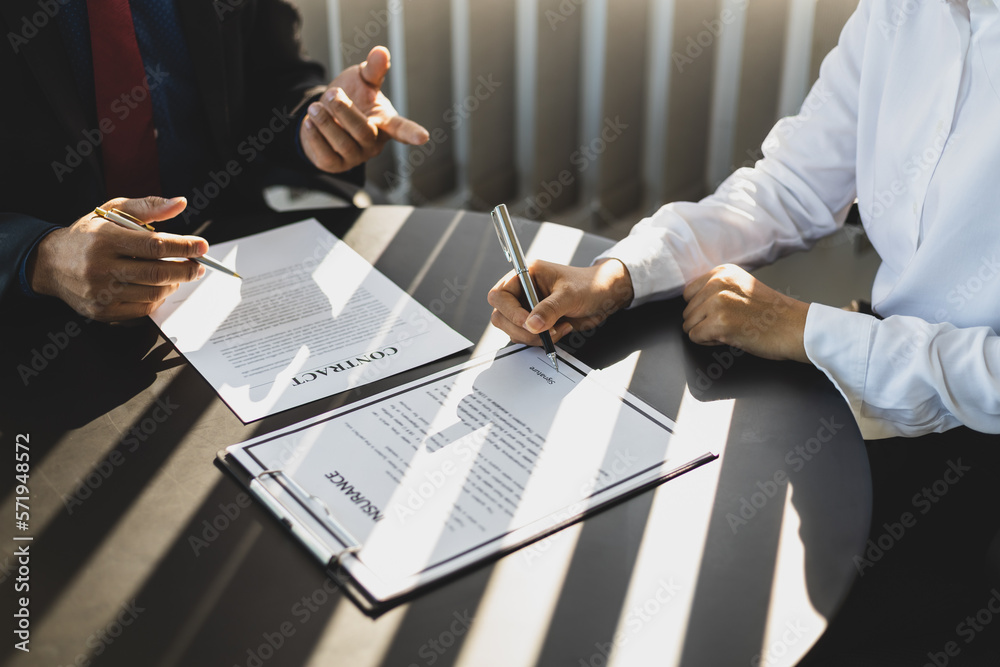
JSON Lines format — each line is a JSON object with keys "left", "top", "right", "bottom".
{"left": 296, "top": 0, "right": 859, "bottom": 231}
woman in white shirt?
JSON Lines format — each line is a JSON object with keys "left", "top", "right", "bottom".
{"left": 491, "top": 0, "right": 1000, "bottom": 441}
{"left": 489, "top": 0, "right": 1000, "bottom": 661}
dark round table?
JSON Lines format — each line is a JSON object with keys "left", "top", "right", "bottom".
{"left": 0, "top": 205, "right": 871, "bottom": 667}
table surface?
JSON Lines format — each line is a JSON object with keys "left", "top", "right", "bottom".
{"left": 0, "top": 205, "right": 871, "bottom": 667}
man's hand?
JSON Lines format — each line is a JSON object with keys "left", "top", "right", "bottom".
{"left": 299, "top": 46, "right": 430, "bottom": 174}
{"left": 681, "top": 264, "right": 810, "bottom": 362}
{"left": 487, "top": 259, "right": 635, "bottom": 346}
{"left": 27, "top": 196, "right": 208, "bottom": 322}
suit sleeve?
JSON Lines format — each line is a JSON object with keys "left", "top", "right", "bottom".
{"left": 241, "top": 0, "right": 364, "bottom": 186}
{"left": 0, "top": 213, "right": 60, "bottom": 306}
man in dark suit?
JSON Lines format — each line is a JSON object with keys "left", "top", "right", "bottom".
{"left": 0, "top": 0, "right": 427, "bottom": 321}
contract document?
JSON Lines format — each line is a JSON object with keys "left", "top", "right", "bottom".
{"left": 221, "top": 345, "right": 716, "bottom": 611}
{"left": 150, "top": 219, "right": 472, "bottom": 422}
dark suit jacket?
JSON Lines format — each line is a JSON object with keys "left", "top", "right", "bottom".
{"left": 0, "top": 0, "right": 354, "bottom": 308}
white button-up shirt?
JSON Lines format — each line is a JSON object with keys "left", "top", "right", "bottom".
{"left": 598, "top": 0, "right": 1000, "bottom": 438}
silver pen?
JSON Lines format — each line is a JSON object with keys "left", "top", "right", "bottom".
{"left": 490, "top": 203, "right": 558, "bottom": 371}
{"left": 95, "top": 207, "right": 242, "bottom": 279}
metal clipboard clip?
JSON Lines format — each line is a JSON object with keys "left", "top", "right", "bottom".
{"left": 249, "top": 469, "right": 361, "bottom": 568}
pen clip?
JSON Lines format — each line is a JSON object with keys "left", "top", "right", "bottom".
{"left": 490, "top": 205, "right": 513, "bottom": 264}
{"left": 110, "top": 207, "right": 156, "bottom": 231}
{"left": 94, "top": 206, "right": 156, "bottom": 231}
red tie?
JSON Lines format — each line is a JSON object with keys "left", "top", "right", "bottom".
{"left": 88, "top": 0, "right": 161, "bottom": 197}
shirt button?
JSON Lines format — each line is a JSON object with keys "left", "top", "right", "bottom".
{"left": 936, "top": 120, "right": 945, "bottom": 134}
{"left": 912, "top": 203, "right": 919, "bottom": 216}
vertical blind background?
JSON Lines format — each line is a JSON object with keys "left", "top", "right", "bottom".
{"left": 294, "top": 0, "right": 859, "bottom": 236}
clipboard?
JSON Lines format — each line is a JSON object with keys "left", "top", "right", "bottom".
{"left": 217, "top": 345, "right": 717, "bottom": 615}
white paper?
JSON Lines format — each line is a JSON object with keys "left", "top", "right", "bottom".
{"left": 228, "top": 346, "right": 712, "bottom": 603}
{"left": 151, "top": 219, "right": 472, "bottom": 422}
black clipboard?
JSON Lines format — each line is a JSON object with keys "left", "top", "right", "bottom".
{"left": 216, "top": 346, "right": 718, "bottom": 616}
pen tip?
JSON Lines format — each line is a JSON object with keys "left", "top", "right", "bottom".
{"left": 234, "top": 273, "right": 243, "bottom": 279}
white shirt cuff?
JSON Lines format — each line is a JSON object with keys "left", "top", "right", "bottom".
{"left": 803, "top": 303, "right": 897, "bottom": 439}
{"left": 593, "top": 235, "right": 686, "bottom": 308}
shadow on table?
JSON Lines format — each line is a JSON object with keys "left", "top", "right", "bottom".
{"left": 0, "top": 311, "right": 169, "bottom": 462}
{"left": 86, "top": 477, "right": 347, "bottom": 667}
{"left": 0, "top": 338, "right": 224, "bottom": 667}
{"left": 530, "top": 296, "right": 869, "bottom": 666}
{"left": 674, "top": 319, "right": 870, "bottom": 665}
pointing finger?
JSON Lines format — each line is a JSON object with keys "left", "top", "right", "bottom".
{"left": 377, "top": 114, "right": 430, "bottom": 145}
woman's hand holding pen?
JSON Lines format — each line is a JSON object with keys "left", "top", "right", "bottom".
{"left": 487, "top": 259, "right": 635, "bottom": 346}
{"left": 27, "top": 196, "right": 208, "bottom": 322}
